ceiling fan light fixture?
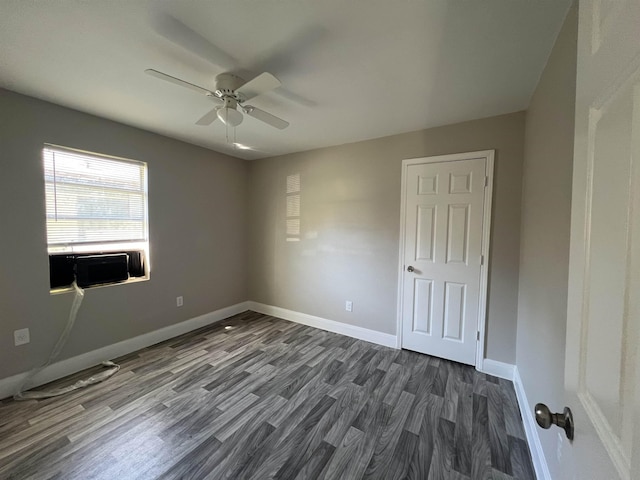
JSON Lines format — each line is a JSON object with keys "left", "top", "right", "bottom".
{"left": 217, "top": 106, "right": 243, "bottom": 127}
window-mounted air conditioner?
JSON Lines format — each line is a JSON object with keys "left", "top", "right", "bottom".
{"left": 75, "top": 253, "right": 129, "bottom": 288}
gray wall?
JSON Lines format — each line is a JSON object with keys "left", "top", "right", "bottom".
{"left": 0, "top": 89, "right": 248, "bottom": 380}
{"left": 516, "top": 4, "right": 577, "bottom": 478}
{"left": 0, "top": 73, "right": 537, "bottom": 381}
{"left": 248, "top": 112, "right": 526, "bottom": 364}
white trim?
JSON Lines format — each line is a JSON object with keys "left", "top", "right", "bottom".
{"left": 479, "top": 360, "right": 553, "bottom": 480}
{"left": 0, "top": 301, "right": 250, "bottom": 401}
{"left": 477, "top": 151, "right": 495, "bottom": 367}
{"left": 579, "top": 389, "right": 631, "bottom": 478}
{"left": 479, "top": 358, "right": 515, "bottom": 380}
{"left": 478, "top": 362, "right": 555, "bottom": 480}
{"left": 247, "top": 302, "right": 397, "bottom": 348}
{"left": 395, "top": 150, "right": 495, "bottom": 369}
{"left": 513, "top": 366, "right": 553, "bottom": 480}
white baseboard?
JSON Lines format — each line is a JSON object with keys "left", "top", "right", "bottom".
{"left": 247, "top": 302, "right": 398, "bottom": 349}
{"left": 480, "top": 358, "right": 516, "bottom": 380}
{"left": 513, "top": 366, "right": 552, "bottom": 480}
{"left": 480, "top": 360, "right": 550, "bottom": 479}
{"left": 0, "top": 301, "right": 250, "bottom": 401}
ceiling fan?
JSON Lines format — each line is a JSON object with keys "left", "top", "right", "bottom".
{"left": 145, "top": 68, "right": 290, "bottom": 130}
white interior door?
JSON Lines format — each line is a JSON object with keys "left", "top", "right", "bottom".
{"left": 399, "top": 152, "right": 492, "bottom": 366}
{"left": 562, "top": 0, "right": 640, "bottom": 478}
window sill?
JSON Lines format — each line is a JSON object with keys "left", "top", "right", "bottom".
{"left": 50, "top": 276, "right": 149, "bottom": 295}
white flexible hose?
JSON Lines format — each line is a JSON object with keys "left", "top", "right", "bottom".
{"left": 13, "top": 281, "right": 120, "bottom": 400}
{"left": 15, "top": 361, "right": 120, "bottom": 400}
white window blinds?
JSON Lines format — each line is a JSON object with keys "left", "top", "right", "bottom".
{"left": 43, "top": 146, "right": 148, "bottom": 248}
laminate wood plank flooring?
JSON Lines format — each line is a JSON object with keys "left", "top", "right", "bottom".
{"left": 0, "top": 311, "right": 535, "bottom": 479}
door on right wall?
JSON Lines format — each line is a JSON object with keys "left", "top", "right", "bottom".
{"left": 400, "top": 151, "right": 493, "bottom": 366}
{"left": 562, "top": 0, "right": 640, "bottom": 478}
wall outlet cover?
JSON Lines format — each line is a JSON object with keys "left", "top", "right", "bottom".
{"left": 176, "top": 296, "right": 184, "bottom": 307}
{"left": 14, "top": 328, "right": 30, "bottom": 346}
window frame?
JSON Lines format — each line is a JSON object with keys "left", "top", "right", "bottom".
{"left": 43, "top": 144, "right": 150, "bottom": 291}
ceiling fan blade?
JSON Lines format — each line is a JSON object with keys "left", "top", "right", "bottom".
{"left": 243, "top": 105, "right": 289, "bottom": 130}
{"left": 145, "top": 69, "right": 215, "bottom": 97}
{"left": 150, "top": 13, "right": 236, "bottom": 70}
{"left": 195, "top": 107, "right": 219, "bottom": 126}
{"left": 236, "top": 72, "right": 281, "bottom": 101}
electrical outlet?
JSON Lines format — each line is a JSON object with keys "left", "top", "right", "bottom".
{"left": 14, "top": 328, "right": 30, "bottom": 346}
{"left": 345, "top": 300, "right": 353, "bottom": 312}
{"left": 176, "top": 296, "right": 184, "bottom": 307}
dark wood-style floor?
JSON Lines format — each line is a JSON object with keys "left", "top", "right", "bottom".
{"left": 0, "top": 311, "right": 535, "bottom": 480}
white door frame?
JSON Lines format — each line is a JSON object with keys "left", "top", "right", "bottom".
{"left": 396, "top": 149, "right": 495, "bottom": 370}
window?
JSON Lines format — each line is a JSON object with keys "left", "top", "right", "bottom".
{"left": 43, "top": 145, "right": 149, "bottom": 289}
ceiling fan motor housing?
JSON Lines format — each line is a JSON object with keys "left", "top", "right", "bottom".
{"left": 215, "top": 73, "right": 245, "bottom": 102}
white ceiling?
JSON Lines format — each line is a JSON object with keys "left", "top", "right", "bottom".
{"left": 0, "top": 0, "right": 571, "bottom": 160}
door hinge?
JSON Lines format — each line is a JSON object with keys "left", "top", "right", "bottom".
{"left": 484, "top": 176, "right": 489, "bottom": 187}
{"left": 477, "top": 331, "right": 481, "bottom": 341}
{"left": 480, "top": 255, "right": 484, "bottom": 266}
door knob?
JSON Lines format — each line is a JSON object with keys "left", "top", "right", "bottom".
{"left": 535, "top": 403, "right": 574, "bottom": 440}
{"left": 407, "top": 266, "right": 415, "bottom": 272}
